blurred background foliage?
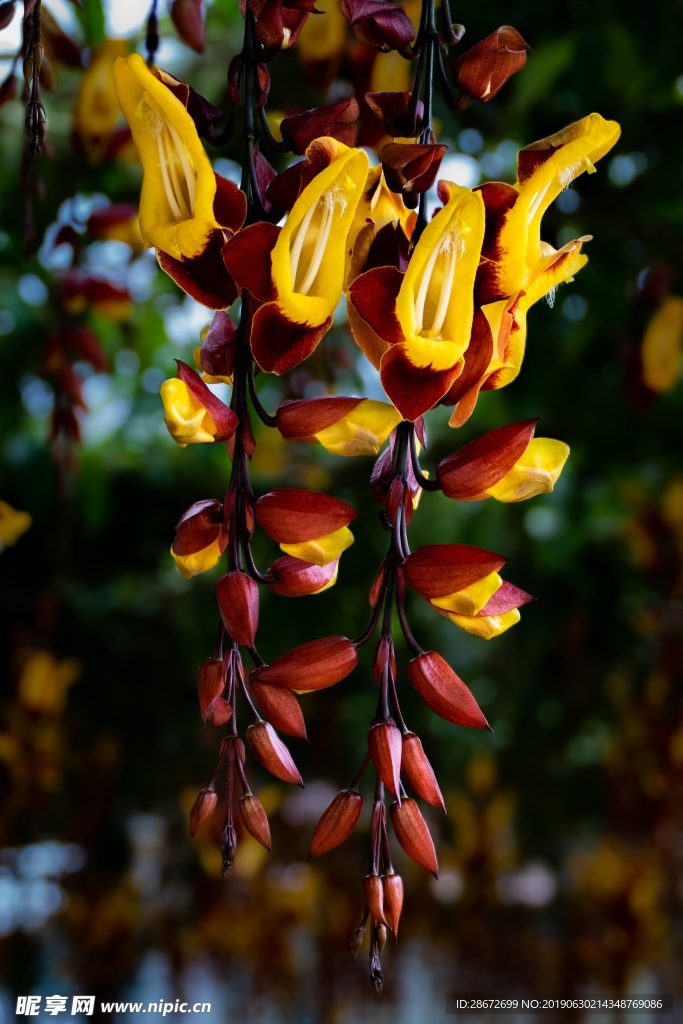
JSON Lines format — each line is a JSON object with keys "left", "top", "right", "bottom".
{"left": 1, "top": 0, "right": 683, "bottom": 1019}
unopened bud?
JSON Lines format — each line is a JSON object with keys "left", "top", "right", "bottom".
{"left": 189, "top": 787, "right": 218, "bottom": 837}
{"left": 221, "top": 823, "right": 237, "bottom": 877}
{"left": 374, "top": 921, "right": 387, "bottom": 954}
{"left": 32, "top": 43, "right": 44, "bottom": 72}
{"left": 350, "top": 921, "right": 366, "bottom": 961}
{"left": 369, "top": 954, "right": 383, "bottom": 994}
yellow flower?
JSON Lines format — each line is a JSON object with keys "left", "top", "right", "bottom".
{"left": 486, "top": 439, "right": 570, "bottom": 502}
{"left": 279, "top": 525, "right": 354, "bottom": 567}
{"left": 430, "top": 571, "right": 523, "bottom": 638}
{"left": 171, "top": 537, "right": 224, "bottom": 578}
{"left": 276, "top": 395, "right": 402, "bottom": 456}
{"left": 75, "top": 39, "right": 129, "bottom": 163}
{"left": 160, "top": 362, "right": 238, "bottom": 448}
{"left": 114, "top": 54, "right": 221, "bottom": 260}
{"left": 0, "top": 501, "right": 31, "bottom": 552}
{"left": 641, "top": 296, "right": 683, "bottom": 393}
{"left": 17, "top": 651, "right": 80, "bottom": 715}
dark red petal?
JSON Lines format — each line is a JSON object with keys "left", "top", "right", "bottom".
{"left": 276, "top": 396, "right": 363, "bottom": 439}
{"left": 255, "top": 488, "right": 357, "bottom": 543}
{"left": 175, "top": 360, "right": 238, "bottom": 441}
{"left": 251, "top": 680, "right": 307, "bottom": 739}
{"left": 478, "top": 580, "right": 534, "bottom": 616}
{"left": 250, "top": 303, "right": 332, "bottom": 375}
{"left": 437, "top": 419, "right": 538, "bottom": 500}
{"left": 348, "top": 267, "right": 405, "bottom": 347}
{"left": 158, "top": 233, "right": 238, "bottom": 310}
{"left": 172, "top": 498, "right": 224, "bottom": 555}
{"left": 403, "top": 544, "right": 508, "bottom": 598}
{"left": 267, "top": 556, "right": 339, "bottom": 597}
{"left": 222, "top": 221, "right": 280, "bottom": 302}
{"left": 213, "top": 173, "right": 248, "bottom": 231}
{"left": 246, "top": 721, "right": 303, "bottom": 786}
{"left": 440, "top": 309, "right": 495, "bottom": 406}
{"left": 380, "top": 345, "right": 462, "bottom": 422}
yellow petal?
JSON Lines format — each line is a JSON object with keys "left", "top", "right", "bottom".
{"left": 114, "top": 54, "right": 219, "bottom": 259}
{"left": 297, "top": 0, "right": 347, "bottom": 62}
{"left": 18, "top": 651, "right": 80, "bottom": 714}
{"left": 0, "top": 501, "right": 32, "bottom": 551}
{"left": 641, "top": 296, "right": 683, "bottom": 393}
{"left": 487, "top": 438, "right": 569, "bottom": 502}
{"left": 395, "top": 183, "right": 485, "bottom": 370}
{"left": 430, "top": 572, "right": 503, "bottom": 617}
{"left": 438, "top": 607, "right": 521, "bottom": 639}
{"left": 171, "top": 537, "right": 223, "bottom": 579}
{"left": 315, "top": 400, "right": 403, "bottom": 456}
{"left": 271, "top": 140, "right": 369, "bottom": 327}
{"left": 160, "top": 378, "right": 217, "bottom": 447}
{"left": 280, "top": 525, "right": 354, "bottom": 566}
{"left": 345, "top": 165, "right": 414, "bottom": 286}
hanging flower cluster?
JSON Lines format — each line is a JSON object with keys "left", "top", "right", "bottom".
{"left": 110, "top": 0, "right": 620, "bottom": 991}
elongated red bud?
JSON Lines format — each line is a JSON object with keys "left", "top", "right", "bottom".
{"left": 233, "top": 736, "right": 246, "bottom": 765}
{"left": 350, "top": 920, "right": 366, "bottom": 961}
{"left": 375, "top": 922, "right": 388, "bottom": 954}
{"left": 251, "top": 680, "right": 307, "bottom": 740}
{"left": 267, "top": 555, "right": 339, "bottom": 597}
{"left": 190, "top": 788, "right": 217, "bottom": 837}
{"left": 309, "top": 790, "right": 363, "bottom": 858}
{"left": 408, "top": 652, "right": 490, "bottom": 729}
{"left": 255, "top": 488, "right": 357, "bottom": 543}
{"left": 381, "top": 871, "right": 404, "bottom": 934}
{"left": 372, "top": 636, "right": 394, "bottom": 685}
{"left": 363, "top": 874, "right": 387, "bottom": 925}
{"left": 368, "top": 722, "right": 402, "bottom": 800}
{"left": 250, "top": 636, "right": 357, "bottom": 692}
{"left": 221, "top": 823, "right": 237, "bottom": 876}
{"left": 247, "top": 721, "right": 303, "bottom": 786}
{"left": 216, "top": 570, "right": 259, "bottom": 646}
{"left": 206, "top": 696, "right": 232, "bottom": 726}
{"left": 239, "top": 794, "right": 271, "bottom": 851}
{"left": 390, "top": 798, "right": 439, "bottom": 876}
{"left": 403, "top": 544, "right": 508, "bottom": 599}
{"left": 401, "top": 732, "right": 445, "bottom": 810}
{"left": 198, "top": 657, "right": 225, "bottom": 722}
{"left": 170, "top": 0, "right": 205, "bottom": 53}
{"left": 437, "top": 419, "right": 538, "bottom": 500}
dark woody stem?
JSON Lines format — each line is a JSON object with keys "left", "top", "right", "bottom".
{"left": 412, "top": 0, "right": 438, "bottom": 244}
{"left": 410, "top": 429, "right": 441, "bottom": 490}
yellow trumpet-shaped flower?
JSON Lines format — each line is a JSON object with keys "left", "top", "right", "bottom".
{"left": 487, "top": 439, "right": 570, "bottom": 502}
{"left": 276, "top": 395, "right": 402, "bottom": 456}
{"left": 114, "top": 54, "right": 221, "bottom": 261}
{"left": 437, "top": 607, "right": 522, "bottom": 639}
{"left": 75, "top": 39, "right": 129, "bottom": 164}
{"left": 160, "top": 361, "right": 238, "bottom": 448}
{"left": 280, "top": 525, "right": 354, "bottom": 567}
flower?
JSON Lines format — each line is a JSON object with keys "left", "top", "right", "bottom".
{"left": 74, "top": 39, "right": 129, "bottom": 163}
{"left": 114, "top": 54, "right": 246, "bottom": 308}
{"left": 348, "top": 181, "right": 486, "bottom": 420}
{"left": 0, "top": 501, "right": 31, "bottom": 553}
{"left": 254, "top": 487, "right": 357, "bottom": 566}
{"left": 641, "top": 296, "right": 683, "bottom": 393}
{"left": 276, "top": 396, "right": 402, "bottom": 456}
{"left": 436, "top": 419, "right": 569, "bottom": 501}
{"left": 446, "top": 114, "right": 620, "bottom": 425}
{"left": 171, "top": 499, "right": 228, "bottom": 578}
{"left": 345, "top": 164, "right": 415, "bottom": 288}
{"left": 450, "top": 26, "right": 530, "bottom": 103}
{"left": 223, "top": 137, "right": 369, "bottom": 374}
{"left": 160, "top": 361, "right": 238, "bottom": 447}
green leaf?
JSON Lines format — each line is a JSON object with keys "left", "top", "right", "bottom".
{"left": 75, "top": 0, "right": 106, "bottom": 48}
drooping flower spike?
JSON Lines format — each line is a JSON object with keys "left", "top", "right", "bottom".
{"left": 114, "top": 54, "right": 247, "bottom": 308}
{"left": 224, "top": 137, "right": 369, "bottom": 374}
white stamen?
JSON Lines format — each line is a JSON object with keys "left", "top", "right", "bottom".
{"left": 167, "top": 121, "right": 197, "bottom": 213}
{"left": 413, "top": 242, "right": 440, "bottom": 331}
{"left": 289, "top": 200, "right": 317, "bottom": 287}
{"left": 162, "top": 127, "right": 191, "bottom": 219}
{"left": 156, "top": 130, "right": 184, "bottom": 220}
{"left": 545, "top": 285, "right": 558, "bottom": 308}
{"left": 430, "top": 243, "right": 457, "bottom": 336}
{"left": 297, "top": 200, "right": 333, "bottom": 296}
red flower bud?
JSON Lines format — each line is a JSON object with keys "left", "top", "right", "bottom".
{"left": 251, "top": 680, "right": 307, "bottom": 739}
{"left": 86, "top": 203, "right": 138, "bottom": 238}
{"left": 368, "top": 722, "right": 403, "bottom": 800}
{"left": 310, "top": 790, "right": 363, "bottom": 858}
{"left": 255, "top": 488, "right": 357, "bottom": 543}
{"left": 175, "top": 360, "right": 239, "bottom": 442}
{"left": 246, "top": 721, "right": 303, "bottom": 786}
{"left": 279, "top": 98, "right": 359, "bottom": 155}
{"left": 216, "top": 571, "right": 259, "bottom": 647}
{"left": 390, "top": 798, "right": 438, "bottom": 876}
{"left": 198, "top": 658, "right": 225, "bottom": 722}
{"left": 363, "top": 873, "right": 387, "bottom": 924}
{"left": 340, "top": 0, "right": 415, "bottom": 52}
{"left": 437, "top": 419, "right": 538, "bottom": 500}
{"left": 172, "top": 499, "right": 227, "bottom": 575}
{"left": 381, "top": 871, "right": 404, "bottom": 933}
{"left": 197, "top": 311, "right": 239, "bottom": 380}
{"left": 205, "top": 696, "right": 233, "bottom": 726}
{"left": 239, "top": 794, "right": 271, "bottom": 850}
{"left": 381, "top": 143, "right": 446, "bottom": 205}
{"left": 267, "top": 555, "right": 339, "bottom": 597}
{"left": 170, "top": 0, "right": 205, "bottom": 53}
{"left": 407, "top": 652, "right": 490, "bottom": 729}
{"left": 451, "top": 26, "right": 530, "bottom": 103}
{"left": 403, "top": 544, "right": 508, "bottom": 600}
{"left": 250, "top": 636, "right": 357, "bottom": 692}
{"left": 189, "top": 787, "right": 218, "bottom": 837}
{"left": 401, "top": 732, "right": 445, "bottom": 810}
